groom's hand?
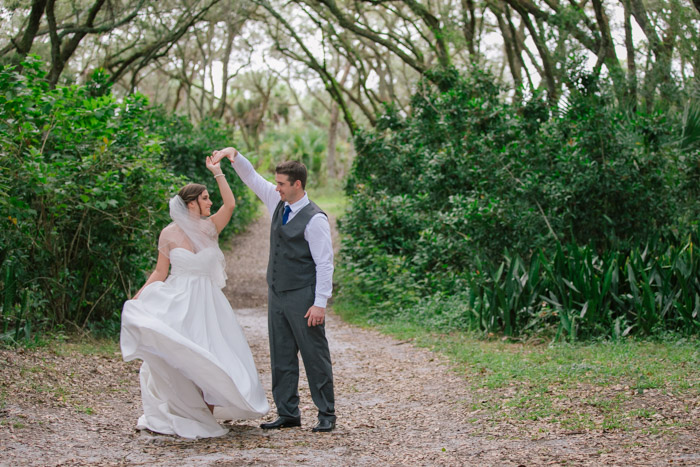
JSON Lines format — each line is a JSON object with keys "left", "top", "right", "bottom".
{"left": 304, "top": 306, "right": 325, "bottom": 327}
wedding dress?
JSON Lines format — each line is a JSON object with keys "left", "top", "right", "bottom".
{"left": 121, "top": 203, "right": 269, "bottom": 439}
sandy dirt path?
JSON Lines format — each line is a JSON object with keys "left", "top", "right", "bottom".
{"left": 1, "top": 212, "right": 698, "bottom": 466}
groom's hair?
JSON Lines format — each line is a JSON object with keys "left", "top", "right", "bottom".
{"left": 178, "top": 183, "right": 207, "bottom": 204}
{"left": 276, "top": 161, "right": 307, "bottom": 189}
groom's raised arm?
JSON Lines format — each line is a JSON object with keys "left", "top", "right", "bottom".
{"left": 214, "top": 148, "right": 280, "bottom": 216}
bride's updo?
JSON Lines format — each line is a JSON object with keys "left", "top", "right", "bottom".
{"left": 178, "top": 183, "right": 207, "bottom": 204}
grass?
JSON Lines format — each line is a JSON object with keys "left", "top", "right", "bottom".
{"left": 75, "top": 405, "right": 95, "bottom": 415}
{"left": 49, "top": 336, "right": 119, "bottom": 357}
{"left": 71, "top": 339, "right": 120, "bottom": 357}
{"left": 334, "top": 298, "right": 700, "bottom": 435}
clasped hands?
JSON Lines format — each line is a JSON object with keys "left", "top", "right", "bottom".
{"left": 211, "top": 147, "right": 239, "bottom": 166}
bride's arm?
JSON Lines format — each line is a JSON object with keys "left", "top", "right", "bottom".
{"left": 132, "top": 252, "right": 170, "bottom": 300}
{"left": 207, "top": 155, "right": 236, "bottom": 233}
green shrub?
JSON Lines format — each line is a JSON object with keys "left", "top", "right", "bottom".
{"left": 339, "top": 66, "right": 699, "bottom": 339}
{"left": 0, "top": 57, "right": 180, "bottom": 336}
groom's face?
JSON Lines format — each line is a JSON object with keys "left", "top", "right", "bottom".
{"left": 275, "top": 173, "right": 303, "bottom": 203}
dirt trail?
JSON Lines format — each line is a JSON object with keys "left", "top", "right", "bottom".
{"left": 1, "top": 213, "right": 698, "bottom": 466}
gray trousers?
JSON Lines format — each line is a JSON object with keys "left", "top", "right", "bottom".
{"left": 268, "top": 285, "right": 335, "bottom": 422}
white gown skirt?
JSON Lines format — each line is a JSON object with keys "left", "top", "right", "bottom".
{"left": 121, "top": 250, "right": 269, "bottom": 439}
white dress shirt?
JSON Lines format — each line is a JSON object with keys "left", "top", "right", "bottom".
{"left": 231, "top": 154, "right": 334, "bottom": 308}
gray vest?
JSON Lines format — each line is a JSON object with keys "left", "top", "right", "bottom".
{"left": 267, "top": 200, "right": 326, "bottom": 292}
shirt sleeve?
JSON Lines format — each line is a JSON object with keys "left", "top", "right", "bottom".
{"left": 231, "top": 153, "right": 280, "bottom": 216}
{"left": 305, "top": 213, "right": 334, "bottom": 308}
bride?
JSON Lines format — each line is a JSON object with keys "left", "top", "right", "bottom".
{"left": 120, "top": 156, "right": 269, "bottom": 439}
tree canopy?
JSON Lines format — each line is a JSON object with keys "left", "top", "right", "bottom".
{"left": 1, "top": 0, "right": 697, "bottom": 133}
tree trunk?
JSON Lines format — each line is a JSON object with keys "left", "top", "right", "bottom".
{"left": 3, "top": 0, "right": 48, "bottom": 63}
{"left": 590, "top": 0, "right": 626, "bottom": 98}
{"left": 508, "top": 7, "right": 535, "bottom": 92}
{"left": 327, "top": 62, "right": 351, "bottom": 178}
{"left": 622, "top": 0, "right": 637, "bottom": 107}
{"left": 400, "top": 0, "right": 452, "bottom": 68}
{"left": 45, "top": 0, "right": 62, "bottom": 87}
{"left": 511, "top": 7, "right": 557, "bottom": 102}
{"left": 46, "top": 0, "right": 109, "bottom": 87}
{"left": 460, "top": 0, "right": 478, "bottom": 57}
{"left": 629, "top": 0, "right": 675, "bottom": 109}
{"left": 215, "top": 24, "right": 236, "bottom": 119}
{"left": 493, "top": 5, "right": 522, "bottom": 98}
{"left": 327, "top": 103, "right": 339, "bottom": 179}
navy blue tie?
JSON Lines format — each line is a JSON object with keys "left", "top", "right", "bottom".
{"left": 282, "top": 205, "right": 292, "bottom": 225}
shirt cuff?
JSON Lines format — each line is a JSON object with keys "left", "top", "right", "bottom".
{"left": 314, "top": 297, "right": 328, "bottom": 308}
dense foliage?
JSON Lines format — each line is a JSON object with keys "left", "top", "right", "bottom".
{"left": 0, "top": 58, "right": 255, "bottom": 342}
{"left": 340, "top": 67, "right": 700, "bottom": 340}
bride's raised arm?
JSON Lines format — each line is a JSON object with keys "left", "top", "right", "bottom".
{"left": 207, "top": 155, "right": 235, "bottom": 233}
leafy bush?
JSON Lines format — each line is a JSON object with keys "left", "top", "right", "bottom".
{"left": 339, "top": 66, "right": 699, "bottom": 339}
{"left": 0, "top": 57, "right": 181, "bottom": 337}
{"left": 467, "top": 230, "right": 700, "bottom": 340}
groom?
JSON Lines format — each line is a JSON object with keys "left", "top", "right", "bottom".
{"left": 213, "top": 147, "right": 336, "bottom": 433}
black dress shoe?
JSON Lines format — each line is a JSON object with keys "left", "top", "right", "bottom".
{"left": 260, "top": 417, "right": 301, "bottom": 429}
{"left": 312, "top": 419, "right": 335, "bottom": 432}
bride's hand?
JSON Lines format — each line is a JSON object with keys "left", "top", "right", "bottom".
{"left": 206, "top": 155, "right": 221, "bottom": 174}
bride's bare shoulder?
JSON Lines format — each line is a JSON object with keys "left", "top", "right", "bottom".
{"left": 160, "top": 223, "right": 185, "bottom": 238}
{"left": 161, "top": 223, "right": 180, "bottom": 233}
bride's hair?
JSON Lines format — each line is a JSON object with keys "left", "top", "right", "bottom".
{"left": 178, "top": 183, "right": 207, "bottom": 204}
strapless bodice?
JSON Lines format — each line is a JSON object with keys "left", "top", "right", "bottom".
{"left": 169, "top": 247, "right": 227, "bottom": 288}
